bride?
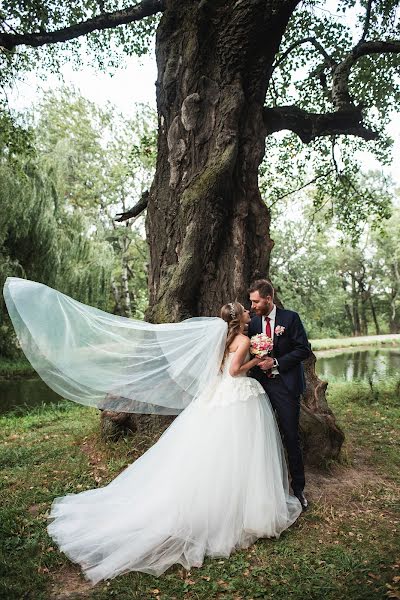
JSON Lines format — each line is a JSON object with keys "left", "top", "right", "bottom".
{"left": 3, "top": 278, "right": 301, "bottom": 583}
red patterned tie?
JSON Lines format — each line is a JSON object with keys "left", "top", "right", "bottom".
{"left": 265, "top": 317, "right": 273, "bottom": 377}
{"left": 265, "top": 316, "right": 272, "bottom": 338}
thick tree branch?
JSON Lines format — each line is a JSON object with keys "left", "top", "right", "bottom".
{"left": 272, "top": 30, "right": 400, "bottom": 118}
{"left": 115, "top": 190, "right": 149, "bottom": 222}
{"left": 0, "top": 0, "right": 164, "bottom": 51}
{"left": 263, "top": 105, "right": 378, "bottom": 143}
{"left": 332, "top": 40, "right": 400, "bottom": 109}
{"left": 269, "top": 37, "right": 400, "bottom": 142}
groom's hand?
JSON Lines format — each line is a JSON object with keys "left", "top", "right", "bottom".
{"left": 258, "top": 357, "right": 274, "bottom": 371}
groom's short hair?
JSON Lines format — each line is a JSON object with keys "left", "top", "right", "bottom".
{"left": 248, "top": 279, "right": 274, "bottom": 298}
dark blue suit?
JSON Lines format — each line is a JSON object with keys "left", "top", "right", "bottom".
{"left": 248, "top": 307, "right": 310, "bottom": 493}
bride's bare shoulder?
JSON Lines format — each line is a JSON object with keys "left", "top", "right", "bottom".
{"left": 238, "top": 334, "right": 250, "bottom": 346}
{"left": 228, "top": 334, "right": 250, "bottom": 353}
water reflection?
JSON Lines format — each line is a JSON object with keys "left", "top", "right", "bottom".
{"left": 0, "top": 378, "right": 62, "bottom": 414}
{"left": 315, "top": 347, "right": 400, "bottom": 381}
{"left": 1, "top": 347, "right": 400, "bottom": 414}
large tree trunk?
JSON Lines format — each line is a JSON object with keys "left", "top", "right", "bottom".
{"left": 104, "top": 0, "right": 344, "bottom": 465}
{"left": 146, "top": 0, "right": 286, "bottom": 322}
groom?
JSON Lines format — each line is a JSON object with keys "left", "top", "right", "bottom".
{"left": 247, "top": 279, "right": 310, "bottom": 510}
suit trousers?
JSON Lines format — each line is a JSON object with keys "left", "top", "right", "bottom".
{"left": 262, "top": 376, "right": 305, "bottom": 493}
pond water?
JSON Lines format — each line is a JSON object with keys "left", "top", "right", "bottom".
{"left": 315, "top": 346, "right": 400, "bottom": 382}
{"left": 0, "top": 378, "right": 63, "bottom": 415}
{"left": 1, "top": 347, "right": 399, "bottom": 414}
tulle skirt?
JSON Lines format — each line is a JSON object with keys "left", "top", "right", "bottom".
{"left": 47, "top": 375, "right": 301, "bottom": 583}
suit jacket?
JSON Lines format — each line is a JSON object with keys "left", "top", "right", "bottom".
{"left": 248, "top": 307, "right": 311, "bottom": 397}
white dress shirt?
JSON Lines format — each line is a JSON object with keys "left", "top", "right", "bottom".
{"left": 262, "top": 305, "right": 279, "bottom": 375}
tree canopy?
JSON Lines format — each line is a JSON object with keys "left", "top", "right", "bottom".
{"left": 1, "top": 1, "right": 399, "bottom": 239}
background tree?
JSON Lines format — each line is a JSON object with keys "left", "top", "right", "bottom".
{"left": 0, "top": 89, "right": 157, "bottom": 357}
{"left": 1, "top": 0, "right": 399, "bottom": 462}
{"left": 373, "top": 207, "right": 400, "bottom": 333}
{"left": 270, "top": 182, "right": 399, "bottom": 340}
{"left": 34, "top": 88, "right": 156, "bottom": 317}
{"left": 0, "top": 116, "right": 114, "bottom": 356}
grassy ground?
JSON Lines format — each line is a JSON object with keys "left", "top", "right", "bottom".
{"left": 0, "top": 356, "right": 35, "bottom": 378}
{"left": 310, "top": 334, "right": 400, "bottom": 351}
{"left": 0, "top": 380, "right": 399, "bottom": 600}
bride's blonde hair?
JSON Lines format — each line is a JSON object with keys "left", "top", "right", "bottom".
{"left": 220, "top": 301, "right": 244, "bottom": 369}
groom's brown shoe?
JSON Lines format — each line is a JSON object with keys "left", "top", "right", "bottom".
{"left": 294, "top": 491, "right": 308, "bottom": 511}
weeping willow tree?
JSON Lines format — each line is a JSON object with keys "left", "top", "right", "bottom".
{"left": 1, "top": 87, "right": 157, "bottom": 357}
{"left": 0, "top": 123, "right": 114, "bottom": 357}
{"left": 34, "top": 88, "right": 155, "bottom": 319}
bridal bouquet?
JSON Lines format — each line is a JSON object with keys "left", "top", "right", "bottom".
{"left": 249, "top": 333, "right": 273, "bottom": 358}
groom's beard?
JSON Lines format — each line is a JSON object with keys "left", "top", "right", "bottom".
{"left": 253, "top": 304, "right": 273, "bottom": 317}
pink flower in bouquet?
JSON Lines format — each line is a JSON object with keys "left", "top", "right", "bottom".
{"left": 250, "top": 333, "right": 273, "bottom": 358}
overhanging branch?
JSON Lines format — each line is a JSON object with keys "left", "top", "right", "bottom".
{"left": 273, "top": 36, "right": 337, "bottom": 71}
{"left": 0, "top": 0, "right": 164, "bottom": 51}
{"left": 263, "top": 105, "right": 378, "bottom": 143}
{"left": 272, "top": 27, "right": 400, "bottom": 116}
{"left": 115, "top": 190, "right": 149, "bottom": 222}
{"left": 265, "top": 37, "right": 400, "bottom": 143}
{"left": 332, "top": 40, "right": 400, "bottom": 109}
{"left": 268, "top": 169, "right": 335, "bottom": 206}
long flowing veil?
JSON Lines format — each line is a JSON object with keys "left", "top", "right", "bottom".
{"left": 3, "top": 277, "right": 228, "bottom": 414}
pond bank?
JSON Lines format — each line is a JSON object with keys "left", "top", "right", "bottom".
{"left": 0, "top": 357, "right": 36, "bottom": 379}
{"left": 310, "top": 333, "right": 400, "bottom": 351}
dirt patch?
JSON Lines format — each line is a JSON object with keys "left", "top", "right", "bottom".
{"left": 49, "top": 565, "right": 93, "bottom": 600}
{"left": 28, "top": 502, "right": 47, "bottom": 516}
{"left": 306, "top": 443, "right": 396, "bottom": 514}
{"left": 308, "top": 464, "right": 376, "bottom": 503}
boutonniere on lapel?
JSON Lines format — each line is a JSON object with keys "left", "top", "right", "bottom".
{"left": 274, "top": 325, "right": 285, "bottom": 336}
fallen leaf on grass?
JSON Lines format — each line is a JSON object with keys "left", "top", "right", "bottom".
{"left": 37, "top": 566, "right": 49, "bottom": 574}
{"left": 386, "top": 585, "right": 400, "bottom": 600}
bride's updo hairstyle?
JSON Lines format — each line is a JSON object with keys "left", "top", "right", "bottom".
{"left": 220, "top": 301, "right": 244, "bottom": 369}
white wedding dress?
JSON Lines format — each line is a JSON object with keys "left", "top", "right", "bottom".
{"left": 47, "top": 352, "right": 302, "bottom": 583}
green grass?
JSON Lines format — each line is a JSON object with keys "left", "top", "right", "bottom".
{"left": 310, "top": 333, "right": 400, "bottom": 351}
{"left": 0, "top": 383, "right": 399, "bottom": 600}
{"left": 0, "top": 356, "right": 36, "bottom": 378}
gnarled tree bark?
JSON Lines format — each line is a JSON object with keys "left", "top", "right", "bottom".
{"left": 146, "top": 0, "right": 286, "bottom": 322}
